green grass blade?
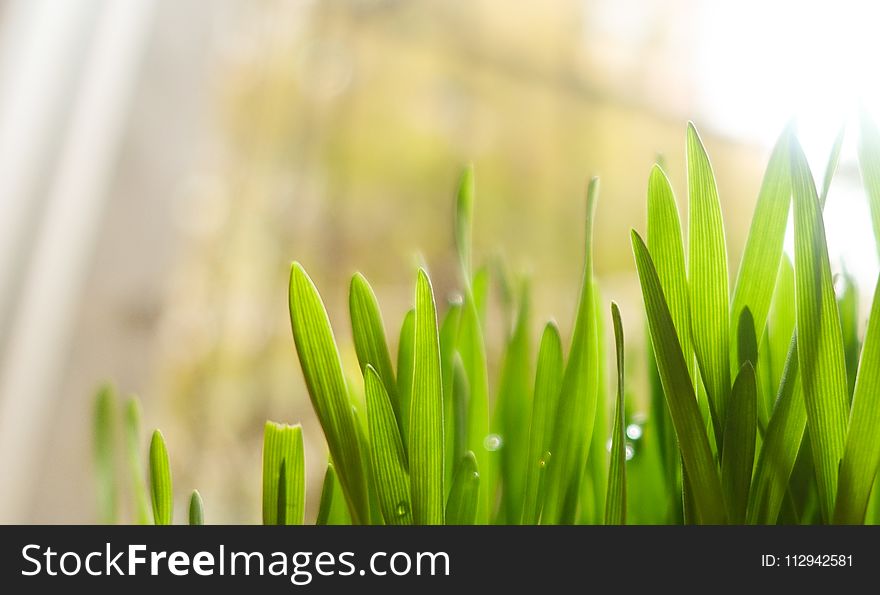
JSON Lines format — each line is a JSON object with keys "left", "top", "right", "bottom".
{"left": 646, "top": 165, "right": 693, "bottom": 511}
{"left": 261, "top": 421, "right": 305, "bottom": 525}
{"left": 364, "top": 365, "right": 412, "bottom": 524}
{"left": 93, "top": 385, "right": 117, "bottom": 524}
{"left": 397, "top": 308, "right": 416, "bottom": 442}
{"left": 409, "top": 269, "right": 444, "bottom": 524}
{"left": 647, "top": 164, "right": 693, "bottom": 374}
{"left": 188, "top": 490, "right": 204, "bottom": 525}
{"left": 766, "top": 257, "right": 796, "bottom": 414}
{"left": 687, "top": 122, "right": 730, "bottom": 442}
{"left": 472, "top": 265, "right": 490, "bottom": 324}
{"left": 123, "top": 397, "right": 151, "bottom": 524}
{"left": 455, "top": 165, "right": 475, "bottom": 281}
{"left": 149, "top": 430, "right": 173, "bottom": 525}
{"left": 522, "top": 322, "right": 564, "bottom": 524}
{"left": 858, "top": 112, "right": 880, "bottom": 256}
{"left": 747, "top": 336, "right": 805, "bottom": 524}
{"left": 632, "top": 230, "right": 727, "bottom": 524}
{"left": 729, "top": 128, "right": 791, "bottom": 367}
{"left": 315, "top": 462, "right": 351, "bottom": 525}
{"left": 790, "top": 140, "right": 849, "bottom": 522}
{"left": 495, "top": 281, "right": 532, "bottom": 524}
{"left": 288, "top": 262, "right": 369, "bottom": 524}
{"left": 582, "top": 288, "right": 609, "bottom": 524}
{"left": 835, "top": 275, "right": 880, "bottom": 523}
{"left": 721, "top": 362, "right": 757, "bottom": 523}
{"left": 445, "top": 451, "right": 479, "bottom": 525}
{"left": 440, "top": 303, "right": 462, "bottom": 490}
{"left": 837, "top": 271, "right": 860, "bottom": 398}
{"left": 543, "top": 178, "right": 600, "bottom": 524}
{"left": 458, "top": 294, "right": 491, "bottom": 522}
{"left": 350, "top": 273, "right": 400, "bottom": 426}
{"left": 820, "top": 125, "right": 845, "bottom": 205}
{"left": 605, "top": 302, "right": 626, "bottom": 525}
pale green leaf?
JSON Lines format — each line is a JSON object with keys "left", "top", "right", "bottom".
{"left": 288, "top": 262, "right": 369, "bottom": 524}
{"left": 687, "top": 122, "right": 730, "bottom": 441}
{"left": 445, "top": 451, "right": 479, "bottom": 525}
{"left": 364, "top": 365, "right": 412, "bottom": 524}
{"left": 835, "top": 275, "right": 880, "bottom": 523}
{"left": 350, "top": 273, "right": 400, "bottom": 426}
{"left": 188, "top": 490, "right": 204, "bottom": 526}
{"left": 729, "top": 128, "right": 791, "bottom": 367}
{"left": 149, "top": 429, "right": 173, "bottom": 526}
{"left": 543, "top": 178, "right": 600, "bottom": 524}
{"left": 409, "top": 269, "right": 444, "bottom": 524}
{"left": 790, "top": 140, "right": 849, "bottom": 522}
{"left": 262, "top": 421, "right": 305, "bottom": 525}
{"left": 522, "top": 322, "right": 563, "bottom": 524}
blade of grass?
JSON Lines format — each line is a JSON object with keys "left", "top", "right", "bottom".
{"left": 835, "top": 275, "right": 880, "bottom": 523}
{"left": 687, "top": 122, "right": 730, "bottom": 444}
{"left": 582, "top": 287, "right": 609, "bottom": 524}
{"left": 455, "top": 165, "right": 474, "bottom": 281}
{"left": 123, "top": 397, "right": 151, "bottom": 525}
{"left": 445, "top": 451, "right": 480, "bottom": 525}
{"left": 440, "top": 302, "right": 462, "bottom": 491}
{"left": 188, "top": 490, "right": 204, "bottom": 525}
{"left": 721, "top": 362, "right": 757, "bottom": 523}
{"left": 93, "top": 385, "right": 117, "bottom": 524}
{"left": 315, "top": 462, "right": 351, "bottom": 525}
{"left": 472, "top": 265, "right": 490, "bottom": 324}
{"left": 729, "top": 128, "right": 791, "bottom": 367}
{"left": 605, "top": 302, "right": 626, "bottom": 525}
{"left": 837, "top": 271, "right": 860, "bottom": 399}
{"left": 453, "top": 165, "right": 492, "bottom": 523}
{"left": 149, "top": 430, "right": 173, "bottom": 525}
{"left": 790, "top": 140, "right": 849, "bottom": 522}
{"left": 288, "top": 262, "right": 369, "bottom": 524}
{"left": 350, "top": 273, "right": 400, "bottom": 428}
{"left": 766, "top": 257, "right": 796, "bottom": 414}
{"left": 646, "top": 165, "right": 695, "bottom": 521}
{"left": 409, "top": 269, "right": 444, "bottom": 524}
{"left": 494, "top": 281, "right": 532, "bottom": 524}
{"left": 632, "top": 230, "right": 727, "bottom": 524}
{"left": 397, "top": 308, "right": 415, "bottom": 442}
{"left": 543, "top": 178, "right": 600, "bottom": 524}
{"left": 262, "top": 421, "right": 305, "bottom": 525}
{"left": 747, "top": 336, "right": 806, "bottom": 524}
{"left": 522, "top": 322, "right": 564, "bottom": 524}
{"left": 364, "top": 365, "right": 412, "bottom": 524}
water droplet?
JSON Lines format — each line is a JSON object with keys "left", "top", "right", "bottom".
{"left": 483, "top": 433, "right": 503, "bottom": 451}
{"left": 626, "top": 423, "right": 643, "bottom": 440}
{"left": 605, "top": 438, "right": 613, "bottom": 452}
{"left": 395, "top": 502, "right": 409, "bottom": 518}
{"left": 538, "top": 451, "right": 551, "bottom": 468}
{"left": 625, "top": 443, "right": 635, "bottom": 461}
{"left": 472, "top": 471, "right": 480, "bottom": 480}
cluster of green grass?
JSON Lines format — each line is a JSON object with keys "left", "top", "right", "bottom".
{"left": 95, "top": 117, "right": 880, "bottom": 525}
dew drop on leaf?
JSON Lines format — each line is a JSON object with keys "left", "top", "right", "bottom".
{"left": 483, "top": 433, "right": 503, "bottom": 451}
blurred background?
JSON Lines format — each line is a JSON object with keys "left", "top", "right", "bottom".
{"left": 1, "top": 0, "right": 878, "bottom": 523}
